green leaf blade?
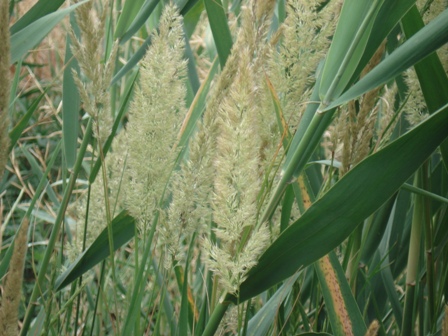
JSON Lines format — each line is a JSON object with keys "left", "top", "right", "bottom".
{"left": 10, "top": 1, "right": 89, "bottom": 64}
{"left": 55, "top": 211, "right": 136, "bottom": 291}
{"left": 325, "top": 8, "right": 448, "bottom": 111}
{"left": 238, "top": 102, "right": 448, "bottom": 302}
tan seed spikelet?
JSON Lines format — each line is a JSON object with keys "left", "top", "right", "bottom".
{"left": 268, "top": 0, "right": 340, "bottom": 132}
{"left": 254, "top": 0, "right": 276, "bottom": 22}
{"left": 0, "top": 218, "right": 29, "bottom": 336}
{"left": 318, "top": 255, "right": 354, "bottom": 336}
{"left": 336, "top": 42, "right": 386, "bottom": 174}
{"left": 365, "top": 320, "right": 379, "bottom": 336}
{"left": 404, "top": 68, "right": 428, "bottom": 126}
{"left": 70, "top": 0, "right": 116, "bottom": 143}
{"left": 124, "top": 5, "right": 187, "bottom": 228}
{"left": 161, "top": 119, "right": 214, "bottom": 266}
{"left": 0, "top": 0, "right": 10, "bottom": 180}
{"left": 443, "top": 304, "right": 448, "bottom": 336}
{"left": 204, "top": 40, "right": 271, "bottom": 293}
{"left": 376, "top": 83, "right": 398, "bottom": 148}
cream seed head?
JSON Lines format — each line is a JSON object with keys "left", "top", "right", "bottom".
{"left": 267, "top": 0, "right": 339, "bottom": 133}
{"left": 404, "top": 68, "right": 428, "bottom": 127}
{"left": 202, "top": 35, "right": 271, "bottom": 293}
{"left": 123, "top": 5, "right": 187, "bottom": 229}
{"left": 71, "top": 0, "right": 116, "bottom": 143}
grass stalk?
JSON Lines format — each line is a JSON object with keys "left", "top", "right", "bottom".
{"left": 97, "top": 134, "right": 120, "bottom": 331}
{"left": 401, "top": 170, "right": 424, "bottom": 336}
{"left": 202, "top": 295, "right": 232, "bottom": 336}
{"left": 20, "top": 119, "right": 93, "bottom": 336}
{"left": 320, "top": 0, "right": 383, "bottom": 106}
{"left": 422, "top": 161, "right": 435, "bottom": 330}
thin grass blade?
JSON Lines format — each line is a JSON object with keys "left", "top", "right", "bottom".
{"left": 8, "top": 90, "right": 47, "bottom": 152}
{"left": 114, "top": 0, "right": 146, "bottom": 39}
{"left": 9, "top": 0, "right": 65, "bottom": 35}
{"left": 246, "top": 273, "right": 301, "bottom": 336}
{"left": 10, "top": 1, "right": 89, "bottom": 64}
{"left": 324, "top": 8, "right": 448, "bottom": 111}
{"left": 55, "top": 211, "right": 135, "bottom": 290}
{"left": 203, "top": 0, "right": 232, "bottom": 67}
{"left": 62, "top": 14, "right": 80, "bottom": 169}
{"left": 117, "top": 0, "right": 160, "bottom": 43}
{"left": 319, "top": 0, "right": 384, "bottom": 104}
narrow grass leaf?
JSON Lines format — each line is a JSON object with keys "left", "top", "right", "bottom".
{"left": 21, "top": 147, "right": 60, "bottom": 207}
{"left": 20, "top": 121, "right": 92, "bottom": 335}
{"left": 324, "top": 8, "right": 448, "bottom": 111}
{"left": 237, "top": 102, "right": 448, "bottom": 302}
{"left": 10, "top": 1, "right": 89, "bottom": 64}
{"left": 8, "top": 90, "right": 47, "bottom": 152}
{"left": 118, "top": 0, "right": 160, "bottom": 43}
{"left": 401, "top": 183, "right": 448, "bottom": 205}
{"left": 319, "top": 0, "right": 384, "bottom": 104}
{"left": 9, "top": 0, "right": 65, "bottom": 35}
{"left": 0, "top": 142, "right": 61, "bottom": 280}
{"left": 401, "top": 6, "right": 448, "bottom": 171}
{"left": 266, "top": 75, "right": 292, "bottom": 148}
{"left": 178, "top": 237, "right": 197, "bottom": 336}
{"left": 246, "top": 272, "right": 301, "bottom": 336}
{"left": 114, "top": 0, "right": 146, "bottom": 39}
{"left": 121, "top": 214, "right": 160, "bottom": 335}
{"left": 203, "top": 0, "right": 232, "bottom": 67}
{"left": 9, "top": 60, "right": 22, "bottom": 109}
{"left": 55, "top": 211, "right": 135, "bottom": 290}
{"left": 62, "top": 16, "right": 80, "bottom": 169}
{"left": 315, "top": 252, "right": 367, "bottom": 336}
{"left": 112, "top": 37, "right": 149, "bottom": 85}
{"left": 352, "top": 0, "right": 416, "bottom": 84}
{"left": 183, "top": 0, "right": 204, "bottom": 37}
{"left": 178, "top": 57, "right": 219, "bottom": 149}
{"left": 360, "top": 196, "right": 396, "bottom": 264}
{"left": 259, "top": 72, "right": 325, "bottom": 224}
{"left": 180, "top": 0, "right": 202, "bottom": 17}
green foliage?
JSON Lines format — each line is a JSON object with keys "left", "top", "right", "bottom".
{"left": 1, "top": 0, "right": 448, "bottom": 335}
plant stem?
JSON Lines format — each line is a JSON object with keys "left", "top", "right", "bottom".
{"left": 422, "top": 161, "right": 435, "bottom": 330}
{"left": 401, "top": 171, "right": 424, "bottom": 336}
{"left": 202, "top": 295, "right": 232, "bottom": 336}
{"left": 20, "top": 120, "right": 93, "bottom": 336}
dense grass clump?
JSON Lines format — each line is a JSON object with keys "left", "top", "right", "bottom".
{"left": 1, "top": 0, "right": 448, "bottom": 335}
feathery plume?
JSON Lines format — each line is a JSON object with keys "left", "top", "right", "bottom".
{"left": 203, "top": 31, "right": 270, "bottom": 294}
{"left": 0, "top": 218, "right": 29, "bottom": 336}
{"left": 268, "top": 0, "right": 340, "bottom": 131}
{"left": 71, "top": 0, "right": 118, "bottom": 143}
{"left": 404, "top": 68, "right": 428, "bottom": 126}
{"left": 0, "top": 0, "right": 10, "bottom": 180}
{"left": 123, "top": 5, "right": 187, "bottom": 229}
{"left": 376, "top": 83, "right": 399, "bottom": 148}
{"left": 334, "top": 42, "right": 386, "bottom": 175}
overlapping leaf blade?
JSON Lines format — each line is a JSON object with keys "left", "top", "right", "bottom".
{"left": 238, "top": 102, "right": 448, "bottom": 302}
{"left": 10, "top": 1, "right": 89, "bottom": 64}
{"left": 324, "top": 8, "right": 448, "bottom": 111}
{"left": 55, "top": 211, "right": 135, "bottom": 291}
